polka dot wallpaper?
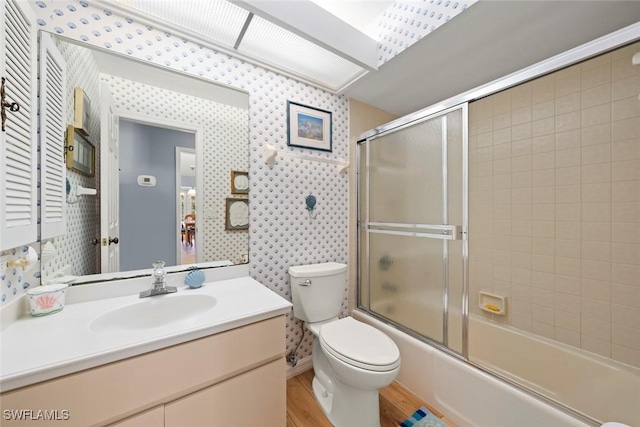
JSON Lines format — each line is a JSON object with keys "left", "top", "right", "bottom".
{"left": 0, "top": 246, "right": 40, "bottom": 304}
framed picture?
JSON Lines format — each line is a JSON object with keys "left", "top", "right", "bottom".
{"left": 225, "top": 198, "right": 249, "bottom": 231}
{"left": 230, "top": 170, "right": 249, "bottom": 194}
{"left": 65, "top": 125, "right": 95, "bottom": 176}
{"left": 287, "top": 101, "right": 332, "bottom": 152}
{"left": 73, "top": 87, "right": 91, "bottom": 137}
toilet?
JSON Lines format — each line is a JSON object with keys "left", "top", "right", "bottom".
{"left": 289, "top": 262, "right": 400, "bottom": 427}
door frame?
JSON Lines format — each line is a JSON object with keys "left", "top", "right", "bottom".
{"left": 356, "top": 103, "right": 469, "bottom": 355}
{"left": 175, "top": 146, "right": 197, "bottom": 265}
{"left": 109, "top": 109, "right": 203, "bottom": 265}
{"left": 100, "top": 82, "right": 120, "bottom": 274}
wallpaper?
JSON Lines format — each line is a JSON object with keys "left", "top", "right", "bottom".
{"left": 0, "top": 246, "right": 40, "bottom": 304}
{"left": 28, "top": 1, "right": 350, "bottom": 360}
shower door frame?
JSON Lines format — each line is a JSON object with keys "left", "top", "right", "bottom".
{"left": 356, "top": 103, "right": 470, "bottom": 360}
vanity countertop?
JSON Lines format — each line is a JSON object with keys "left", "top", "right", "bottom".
{"left": 0, "top": 277, "right": 291, "bottom": 393}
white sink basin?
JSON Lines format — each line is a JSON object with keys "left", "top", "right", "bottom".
{"left": 90, "top": 294, "right": 217, "bottom": 332}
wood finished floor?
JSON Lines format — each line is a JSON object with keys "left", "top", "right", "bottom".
{"left": 286, "top": 369, "right": 457, "bottom": 427}
{"left": 180, "top": 241, "right": 196, "bottom": 264}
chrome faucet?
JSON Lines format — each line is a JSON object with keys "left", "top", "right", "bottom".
{"left": 139, "top": 261, "right": 177, "bottom": 298}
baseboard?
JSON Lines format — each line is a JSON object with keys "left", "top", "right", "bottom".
{"left": 286, "top": 355, "right": 313, "bottom": 379}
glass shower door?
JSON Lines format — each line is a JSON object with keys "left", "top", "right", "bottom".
{"left": 358, "top": 106, "right": 467, "bottom": 354}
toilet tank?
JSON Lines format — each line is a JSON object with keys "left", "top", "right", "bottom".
{"left": 289, "top": 262, "right": 348, "bottom": 323}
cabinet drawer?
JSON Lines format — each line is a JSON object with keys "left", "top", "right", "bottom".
{"left": 165, "top": 358, "right": 286, "bottom": 427}
{"left": 0, "top": 316, "right": 285, "bottom": 426}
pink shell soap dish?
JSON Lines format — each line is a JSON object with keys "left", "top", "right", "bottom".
{"left": 26, "top": 283, "right": 69, "bottom": 316}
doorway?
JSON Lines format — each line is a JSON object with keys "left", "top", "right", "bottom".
{"left": 118, "top": 120, "right": 196, "bottom": 271}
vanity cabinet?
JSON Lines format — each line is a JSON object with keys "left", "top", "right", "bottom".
{"left": 0, "top": 316, "right": 286, "bottom": 426}
{"left": 165, "top": 358, "right": 284, "bottom": 426}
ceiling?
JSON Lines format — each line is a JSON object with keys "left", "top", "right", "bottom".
{"left": 90, "top": 47, "right": 249, "bottom": 109}
{"left": 345, "top": 1, "right": 640, "bottom": 116}
{"left": 98, "top": 0, "right": 640, "bottom": 117}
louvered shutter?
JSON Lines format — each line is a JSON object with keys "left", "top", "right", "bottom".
{"left": 0, "top": 0, "right": 38, "bottom": 250}
{"left": 39, "top": 33, "right": 67, "bottom": 239}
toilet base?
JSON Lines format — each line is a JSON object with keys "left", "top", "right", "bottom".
{"left": 312, "top": 371, "right": 381, "bottom": 427}
{"left": 311, "top": 338, "right": 390, "bottom": 427}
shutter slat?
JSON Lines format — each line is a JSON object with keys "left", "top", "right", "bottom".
{"left": 5, "top": 155, "right": 31, "bottom": 172}
{"left": 6, "top": 41, "right": 30, "bottom": 74}
{"left": 6, "top": 0, "right": 29, "bottom": 36}
{"left": 5, "top": 108, "right": 31, "bottom": 134}
{"left": 5, "top": 142, "right": 31, "bottom": 162}
{"left": 5, "top": 192, "right": 32, "bottom": 203}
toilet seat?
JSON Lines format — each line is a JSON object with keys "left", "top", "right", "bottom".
{"left": 319, "top": 317, "right": 400, "bottom": 372}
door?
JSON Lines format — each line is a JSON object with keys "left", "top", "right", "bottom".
{"left": 39, "top": 33, "right": 67, "bottom": 240}
{"left": 175, "top": 147, "right": 197, "bottom": 265}
{"left": 358, "top": 105, "right": 467, "bottom": 353}
{"left": 0, "top": 0, "right": 38, "bottom": 250}
{"left": 100, "top": 82, "right": 120, "bottom": 273}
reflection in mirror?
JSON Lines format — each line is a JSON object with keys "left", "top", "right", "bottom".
{"left": 40, "top": 34, "right": 250, "bottom": 286}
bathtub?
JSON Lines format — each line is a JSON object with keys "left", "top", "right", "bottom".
{"left": 353, "top": 310, "right": 640, "bottom": 427}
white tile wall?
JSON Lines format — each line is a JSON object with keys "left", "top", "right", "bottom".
{"left": 469, "top": 41, "right": 640, "bottom": 368}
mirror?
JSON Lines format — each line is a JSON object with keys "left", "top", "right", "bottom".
{"left": 40, "top": 34, "right": 250, "bottom": 285}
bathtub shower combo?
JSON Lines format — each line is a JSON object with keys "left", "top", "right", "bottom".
{"left": 356, "top": 38, "right": 640, "bottom": 427}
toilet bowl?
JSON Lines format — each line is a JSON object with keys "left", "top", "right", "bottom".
{"left": 320, "top": 317, "right": 400, "bottom": 389}
{"left": 308, "top": 317, "right": 400, "bottom": 427}
{"left": 289, "top": 263, "right": 401, "bottom": 427}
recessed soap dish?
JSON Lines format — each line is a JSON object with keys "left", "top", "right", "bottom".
{"left": 479, "top": 291, "right": 506, "bottom": 315}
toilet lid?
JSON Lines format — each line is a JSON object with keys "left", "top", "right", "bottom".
{"left": 319, "top": 317, "right": 400, "bottom": 371}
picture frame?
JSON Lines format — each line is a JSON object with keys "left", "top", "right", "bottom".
{"left": 230, "top": 170, "right": 249, "bottom": 194}
{"left": 73, "top": 87, "right": 91, "bottom": 137}
{"left": 65, "top": 125, "right": 95, "bottom": 177}
{"left": 225, "top": 198, "right": 249, "bottom": 231}
{"left": 286, "top": 101, "right": 332, "bottom": 152}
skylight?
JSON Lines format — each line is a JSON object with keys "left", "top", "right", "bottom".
{"left": 240, "top": 14, "right": 367, "bottom": 89}
{"left": 105, "top": 0, "right": 371, "bottom": 91}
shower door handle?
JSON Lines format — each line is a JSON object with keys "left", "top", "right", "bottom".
{"left": 368, "top": 223, "right": 465, "bottom": 240}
